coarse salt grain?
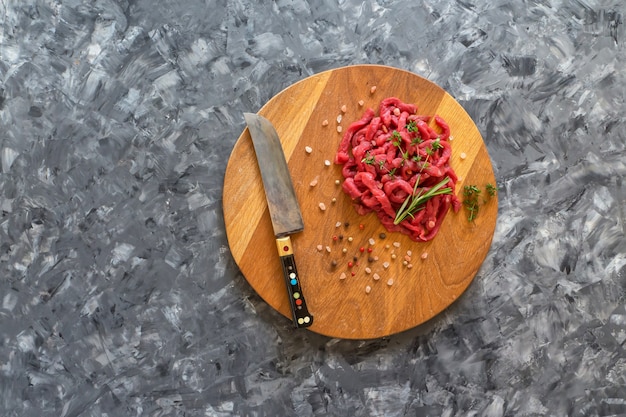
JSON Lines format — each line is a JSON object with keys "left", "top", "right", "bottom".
{"left": 341, "top": 104, "right": 347, "bottom": 113}
{"left": 387, "top": 278, "right": 394, "bottom": 286}
{"left": 393, "top": 242, "right": 401, "bottom": 248}
{"left": 324, "top": 160, "right": 331, "bottom": 166}
{"left": 406, "top": 250, "right": 412, "bottom": 256}
{"left": 336, "top": 126, "right": 343, "bottom": 133}
{"left": 358, "top": 100, "right": 364, "bottom": 106}
{"left": 331, "top": 198, "right": 336, "bottom": 203}
{"left": 309, "top": 178, "right": 318, "bottom": 187}
{"left": 365, "top": 267, "right": 372, "bottom": 274}
{"left": 368, "top": 238, "right": 375, "bottom": 245}
{"left": 391, "top": 254, "right": 397, "bottom": 260}
{"left": 305, "top": 146, "right": 313, "bottom": 154}
{"left": 365, "top": 285, "right": 371, "bottom": 294}
{"left": 370, "top": 86, "right": 377, "bottom": 94}
{"left": 342, "top": 248, "right": 348, "bottom": 254}
{"left": 336, "top": 115, "right": 342, "bottom": 124}
{"left": 319, "top": 202, "right": 326, "bottom": 211}
{"left": 383, "top": 262, "right": 390, "bottom": 269}
{"left": 407, "top": 263, "right": 413, "bottom": 269}
{"left": 326, "top": 246, "right": 331, "bottom": 253}
{"left": 316, "top": 245, "right": 323, "bottom": 251}
{"left": 322, "top": 119, "right": 329, "bottom": 126}
{"left": 335, "top": 179, "right": 340, "bottom": 185}
{"left": 348, "top": 237, "right": 353, "bottom": 242}
{"left": 340, "top": 272, "right": 347, "bottom": 280}
{"left": 460, "top": 152, "right": 467, "bottom": 160}
{"left": 336, "top": 222, "right": 342, "bottom": 228}
{"left": 421, "top": 252, "right": 428, "bottom": 259}
{"left": 373, "top": 273, "right": 381, "bottom": 281}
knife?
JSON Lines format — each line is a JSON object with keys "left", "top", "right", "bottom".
{"left": 243, "top": 112, "right": 314, "bottom": 328}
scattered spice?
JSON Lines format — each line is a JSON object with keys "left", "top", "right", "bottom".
{"left": 370, "top": 85, "right": 377, "bottom": 94}
{"left": 305, "top": 146, "right": 313, "bottom": 154}
{"left": 319, "top": 202, "right": 326, "bottom": 211}
{"left": 335, "top": 179, "right": 341, "bottom": 186}
{"left": 460, "top": 152, "right": 467, "bottom": 160}
{"left": 368, "top": 238, "right": 375, "bottom": 246}
{"left": 324, "top": 159, "right": 331, "bottom": 167}
{"left": 336, "top": 114, "right": 342, "bottom": 124}
{"left": 316, "top": 245, "right": 323, "bottom": 251}
{"left": 358, "top": 100, "right": 365, "bottom": 106}
{"left": 341, "top": 104, "right": 347, "bottom": 113}
{"left": 309, "top": 177, "right": 319, "bottom": 187}
{"left": 421, "top": 252, "right": 428, "bottom": 259}
{"left": 325, "top": 246, "right": 331, "bottom": 253}
{"left": 387, "top": 278, "right": 394, "bottom": 286}
{"left": 365, "top": 267, "right": 372, "bottom": 274}
{"left": 322, "top": 119, "right": 329, "bottom": 127}
{"left": 336, "top": 126, "right": 343, "bottom": 133}
{"left": 379, "top": 233, "right": 386, "bottom": 239}
{"left": 365, "top": 285, "right": 371, "bottom": 294}
{"left": 373, "top": 273, "right": 381, "bottom": 281}
{"left": 339, "top": 272, "right": 347, "bottom": 280}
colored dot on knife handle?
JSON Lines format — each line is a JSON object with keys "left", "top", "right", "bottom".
{"left": 295, "top": 299, "right": 302, "bottom": 306}
{"left": 293, "top": 292, "right": 300, "bottom": 299}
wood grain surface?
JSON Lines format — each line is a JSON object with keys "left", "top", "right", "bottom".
{"left": 223, "top": 65, "right": 497, "bottom": 339}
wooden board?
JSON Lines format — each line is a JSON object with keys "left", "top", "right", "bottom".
{"left": 223, "top": 65, "right": 497, "bottom": 339}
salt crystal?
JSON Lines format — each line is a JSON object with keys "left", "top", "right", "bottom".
{"left": 365, "top": 285, "right": 371, "bottom": 294}
{"left": 305, "top": 146, "right": 313, "bottom": 154}
{"left": 387, "top": 278, "right": 394, "bottom": 286}
{"left": 319, "top": 202, "right": 326, "bottom": 211}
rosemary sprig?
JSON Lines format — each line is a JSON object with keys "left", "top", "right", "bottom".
{"left": 393, "top": 176, "right": 452, "bottom": 225}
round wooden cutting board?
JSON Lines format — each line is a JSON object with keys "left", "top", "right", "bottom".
{"left": 223, "top": 65, "right": 497, "bottom": 340}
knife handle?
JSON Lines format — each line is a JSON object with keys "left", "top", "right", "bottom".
{"left": 276, "top": 237, "right": 313, "bottom": 328}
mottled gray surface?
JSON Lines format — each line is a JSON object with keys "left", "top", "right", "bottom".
{"left": 1, "top": 0, "right": 625, "bottom": 416}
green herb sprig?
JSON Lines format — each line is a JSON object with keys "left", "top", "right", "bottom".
{"left": 463, "top": 183, "right": 498, "bottom": 221}
{"left": 393, "top": 176, "right": 453, "bottom": 225}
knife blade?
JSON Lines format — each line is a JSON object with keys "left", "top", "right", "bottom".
{"left": 243, "top": 112, "right": 314, "bottom": 328}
